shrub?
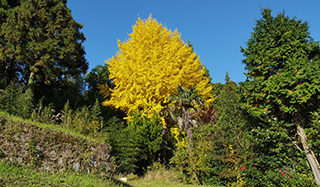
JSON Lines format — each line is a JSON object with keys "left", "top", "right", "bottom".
{"left": 0, "top": 84, "right": 33, "bottom": 119}
{"left": 60, "top": 99, "right": 105, "bottom": 139}
{"left": 170, "top": 123, "right": 216, "bottom": 185}
{"left": 105, "top": 112, "right": 163, "bottom": 175}
{"left": 242, "top": 165, "right": 316, "bottom": 187}
{"left": 31, "top": 99, "right": 56, "bottom": 124}
{"left": 105, "top": 116, "right": 140, "bottom": 174}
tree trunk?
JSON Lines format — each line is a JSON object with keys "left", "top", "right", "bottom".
{"left": 297, "top": 124, "right": 320, "bottom": 184}
{"left": 28, "top": 71, "right": 35, "bottom": 85}
{"left": 181, "top": 105, "right": 194, "bottom": 152}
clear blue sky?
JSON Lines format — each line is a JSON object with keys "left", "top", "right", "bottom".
{"left": 67, "top": 0, "right": 319, "bottom": 84}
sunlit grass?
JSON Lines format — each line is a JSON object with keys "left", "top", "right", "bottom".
{"left": 128, "top": 179, "right": 218, "bottom": 187}
{"left": 0, "top": 111, "right": 100, "bottom": 143}
{"left": 0, "top": 160, "right": 219, "bottom": 187}
{"left": 0, "top": 160, "right": 129, "bottom": 187}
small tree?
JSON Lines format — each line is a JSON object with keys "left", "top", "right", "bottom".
{"left": 128, "top": 112, "right": 163, "bottom": 173}
{"left": 240, "top": 8, "right": 320, "bottom": 184}
{"left": 105, "top": 113, "right": 163, "bottom": 175}
{"left": 210, "top": 72, "right": 249, "bottom": 184}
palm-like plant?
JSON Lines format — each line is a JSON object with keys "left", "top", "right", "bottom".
{"left": 167, "top": 84, "right": 205, "bottom": 149}
{"left": 167, "top": 84, "right": 208, "bottom": 184}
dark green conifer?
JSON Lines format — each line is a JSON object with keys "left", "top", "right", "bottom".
{"left": 240, "top": 8, "right": 320, "bottom": 184}
{"left": 0, "top": 0, "right": 88, "bottom": 94}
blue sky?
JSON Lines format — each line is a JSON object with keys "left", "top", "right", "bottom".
{"left": 67, "top": 0, "right": 320, "bottom": 84}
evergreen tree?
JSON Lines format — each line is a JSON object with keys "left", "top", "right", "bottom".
{"left": 105, "top": 116, "right": 140, "bottom": 174}
{"left": 0, "top": 0, "right": 21, "bottom": 88}
{"left": 205, "top": 72, "right": 248, "bottom": 185}
{"left": 240, "top": 8, "right": 320, "bottom": 184}
{"left": 0, "top": 0, "right": 88, "bottom": 99}
{"left": 84, "top": 64, "right": 126, "bottom": 123}
{"left": 105, "top": 112, "right": 163, "bottom": 175}
{"left": 128, "top": 112, "right": 163, "bottom": 173}
{"left": 215, "top": 72, "right": 247, "bottom": 153}
{"left": 85, "top": 64, "right": 113, "bottom": 104}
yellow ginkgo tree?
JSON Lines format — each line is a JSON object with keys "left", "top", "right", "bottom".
{"left": 99, "top": 15, "right": 214, "bottom": 124}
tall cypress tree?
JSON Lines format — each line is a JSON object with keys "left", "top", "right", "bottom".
{"left": 240, "top": 8, "right": 320, "bottom": 184}
{"left": 0, "top": 0, "right": 87, "bottom": 97}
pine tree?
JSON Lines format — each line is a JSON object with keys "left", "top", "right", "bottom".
{"left": 240, "top": 8, "right": 320, "bottom": 184}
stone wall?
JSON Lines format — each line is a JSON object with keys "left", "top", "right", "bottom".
{"left": 0, "top": 116, "right": 113, "bottom": 174}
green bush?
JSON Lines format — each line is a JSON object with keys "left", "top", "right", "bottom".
{"left": 307, "top": 110, "right": 320, "bottom": 162}
{"left": 105, "top": 116, "right": 140, "bottom": 174}
{"left": 31, "top": 99, "right": 56, "bottom": 124}
{"left": 239, "top": 115, "right": 319, "bottom": 186}
{"left": 202, "top": 74, "right": 249, "bottom": 186}
{"left": 242, "top": 165, "right": 316, "bottom": 187}
{"left": 129, "top": 112, "right": 163, "bottom": 171}
{"left": 170, "top": 123, "right": 216, "bottom": 185}
{"left": 60, "top": 99, "right": 105, "bottom": 139}
{"left": 0, "top": 84, "right": 33, "bottom": 119}
{"left": 105, "top": 112, "right": 163, "bottom": 175}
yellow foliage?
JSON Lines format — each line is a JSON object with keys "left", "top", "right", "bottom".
{"left": 229, "top": 144, "right": 235, "bottom": 155}
{"left": 97, "top": 83, "right": 110, "bottom": 98}
{"left": 229, "top": 176, "right": 246, "bottom": 187}
{"left": 171, "top": 127, "right": 188, "bottom": 148}
{"left": 100, "top": 15, "right": 214, "bottom": 124}
{"left": 88, "top": 120, "right": 100, "bottom": 134}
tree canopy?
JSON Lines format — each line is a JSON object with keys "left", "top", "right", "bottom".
{"left": 0, "top": 0, "right": 88, "bottom": 93}
{"left": 100, "top": 15, "right": 214, "bottom": 123}
{"left": 240, "top": 8, "right": 320, "bottom": 184}
{"left": 241, "top": 9, "right": 320, "bottom": 119}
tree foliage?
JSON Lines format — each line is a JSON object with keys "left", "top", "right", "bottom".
{"left": 0, "top": 0, "right": 88, "bottom": 94}
{"left": 240, "top": 8, "right": 320, "bottom": 118}
{"left": 0, "top": 83, "right": 33, "bottom": 118}
{"left": 105, "top": 112, "right": 163, "bottom": 175}
{"left": 100, "top": 15, "right": 214, "bottom": 123}
{"left": 128, "top": 111, "right": 163, "bottom": 173}
{"left": 209, "top": 72, "right": 249, "bottom": 184}
{"left": 240, "top": 8, "right": 320, "bottom": 184}
{"left": 0, "top": 0, "right": 21, "bottom": 88}
{"left": 170, "top": 122, "right": 215, "bottom": 185}
{"left": 85, "top": 64, "right": 113, "bottom": 102}
{"left": 167, "top": 85, "right": 205, "bottom": 149}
